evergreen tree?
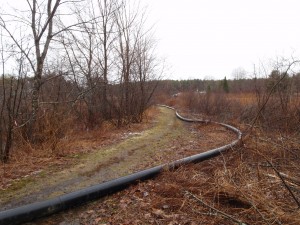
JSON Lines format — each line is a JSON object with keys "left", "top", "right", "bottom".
{"left": 206, "top": 84, "right": 211, "bottom": 93}
{"left": 223, "top": 76, "right": 229, "bottom": 93}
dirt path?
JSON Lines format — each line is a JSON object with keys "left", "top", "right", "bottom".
{"left": 0, "top": 107, "right": 236, "bottom": 212}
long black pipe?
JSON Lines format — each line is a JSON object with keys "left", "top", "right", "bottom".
{"left": 0, "top": 107, "right": 242, "bottom": 225}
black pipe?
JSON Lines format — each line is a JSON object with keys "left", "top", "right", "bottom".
{"left": 0, "top": 107, "right": 242, "bottom": 225}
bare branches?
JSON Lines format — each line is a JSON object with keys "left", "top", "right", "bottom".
{"left": 258, "top": 152, "right": 300, "bottom": 209}
{"left": 0, "top": 17, "right": 36, "bottom": 72}
{"left": 0, "top": 0, "right": 160, "bottom": 160}
{"left": 244, "top": 60, "right": 300, "bottom": 138}
{"left": 185, "top": 191, "right": 247, "bottom": 225}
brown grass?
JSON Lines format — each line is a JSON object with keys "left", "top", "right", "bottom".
{"left": 42, "top": 129, "right": 300, "bottom": 225}
{"left": 59, "top": 93, "right": 299, "bottom": 225}
{"left": 0, "top": 107, "right": 159, "bottom": 190}
{"left": 56, "top": 93, "right": 297, "bottom": 225}
{"left": 3, "top": 94, "right": 300, "bottom": 224}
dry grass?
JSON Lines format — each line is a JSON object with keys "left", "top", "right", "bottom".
{"left": 227, "top": 93, "right": 257, "bottom": 105}
{"left": 37, "top": 91, "right": 296, "bottom": 225}
{"left": 42, "top": 129, "right": 300, "bottom": 225}
{"left": 0, "top": 107, "right": 159, "bottom": 191}
{"left": 60, "top": 93, "right": 299, "bottom": 225}
{"left": 156, "top": 92, "right": 300, "bottom": 224}
{"left": 2, "top": 93, "right": 300, "bottom": 224}
{"left": 176, "top": 91, "right": 300, "bottom": 132}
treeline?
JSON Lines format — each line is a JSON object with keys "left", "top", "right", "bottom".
{"left": 159, "top": 66, "right": 300, "bottom": 132}
{"left": 0, "top": 0, "right": 160, "bottom": 162}
{"left": 155, "top": 72, "right": 300, "bottom": 95}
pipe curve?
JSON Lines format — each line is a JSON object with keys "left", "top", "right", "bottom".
{"left": 0, "top": 106, "right": 242, "bottom": 225}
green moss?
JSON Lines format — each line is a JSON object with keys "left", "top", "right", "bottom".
{"left": 11, "top": 178, "right": 34, "bottom": 191}
{"left": 0, "top": 177, "right": 36, "bottom": 204}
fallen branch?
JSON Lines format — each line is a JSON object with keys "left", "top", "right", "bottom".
{"left": 279, "top": 172, "right": 300, "bottom": 186}
{"left": 265, "top": 174, "right": 300, "bottom": 193}
{"left": 185, "top": 191, "right": 247, "bottom": 225}
{"left": 260, "top": 154, "right": 300, "bottom": 209}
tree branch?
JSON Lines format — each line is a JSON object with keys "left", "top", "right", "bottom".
{"left": 185, "top": 191, "right": 247, "bottom": 225}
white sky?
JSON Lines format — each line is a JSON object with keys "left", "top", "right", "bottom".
{"left": 2, "top": 0, "right": 300, "bottom": 80}
{"left": 141, "top": 0, "right": 300, "bottom": 80}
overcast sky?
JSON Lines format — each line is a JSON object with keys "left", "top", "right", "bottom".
{"left": 2, "top": 0, "right": 300, "bottom": 80}
{"left": 141, "top": 0, "right": 300, "bottom": 80}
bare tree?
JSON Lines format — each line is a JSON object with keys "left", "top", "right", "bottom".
{"left": 131, "top": 34, "right": 159, "bottom": 122}
{"left": 93, "top": 0, "right": 119, "bottom": 119}
{"left": 112, "top": 1, "right": 146, "bottom": 124}
{"left": 0, "top": 0, "right": 160, "bottom": 161}
{"left": 0, "top": 0, "right": 86, "bottom": 140}
{"left": 231, "top": 67, "right": 247, "bottom": 93}
{"left": 0, "top": 29, "right": 27, "bottom": 162}
{"left": 61, "top": 0, "right": 110, "bottom": 128}
{"left": 249, "top": 58, "right": 300, "bottom": 132}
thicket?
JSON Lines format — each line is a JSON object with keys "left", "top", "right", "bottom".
{"left": 160, "top": 60, "right": 300, "bottom": 224}
{"left": 158, "top": 65, "right": 300, "bottom": 132}
{"left": 0, "top": 0, "right": 161, "bottom": 162}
